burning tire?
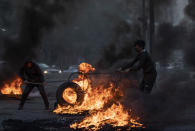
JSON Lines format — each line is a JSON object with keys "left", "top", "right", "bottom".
{"left": 56, "top": 82, "right": 84, "bottom": 106}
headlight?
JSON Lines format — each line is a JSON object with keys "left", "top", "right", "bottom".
{"left": 58, "top": 70, "right": 62, "bottom": 74}
{"left": 44, "top": 70, "right": 48, "bottom": 74}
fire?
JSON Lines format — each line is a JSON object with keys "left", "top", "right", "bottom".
{"left": 78, "top": 63, "right": 95, "bottom": 74}
{"left": 70, "top": 103, "right": 143, "bottom": 130}
{"left": 0, "top": 77, "right": 23, "bottom": 95}
{"left": 62, "top": 87, "right": 77, "bottom": 105}
{"left": 54, "top": 62, "right": 143, "bottom": 130}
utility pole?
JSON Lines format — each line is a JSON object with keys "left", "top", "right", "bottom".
{"left": 149, "top": 0, "right": 155, "bottom": 54}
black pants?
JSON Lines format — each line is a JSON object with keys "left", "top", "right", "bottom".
{"left": 19, "top": 84, "right": 49, "bottom": 108}
{"left": 139, "top": 72, "right": 157, "bottom": 94}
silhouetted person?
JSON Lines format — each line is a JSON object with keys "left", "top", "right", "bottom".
{"left": 120, "top": 40, "right": 157, "bottom": 94}
{"left": 18, "top": 60, "right": 49, "bottom": 110}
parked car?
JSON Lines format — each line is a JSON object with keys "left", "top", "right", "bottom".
{"left": 38, "top": 63, "right": 62, "bottom": 74}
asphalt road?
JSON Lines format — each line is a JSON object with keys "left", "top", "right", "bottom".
{"left": 0, "top": 73, "right": 69, "bottom": 130}
{"left": 0, "top": 72, "right": 195, "bottom": 131}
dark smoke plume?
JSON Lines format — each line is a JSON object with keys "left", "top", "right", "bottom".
{"left": 153, "top": 0, "right": 172, "bottom": 6}
{"left": 3, "top": 0, "right": 64, "bottom": 66}
{"left": 0, "top": 0, "right": 64, "bottom": 84}
{"left": 97, "top": 21, "right": 141, "bottom": 69}
{"left": 185, "top": 0, "right": 195, "bottom": 21}
{"left": 184, "top": 29, "right": 195, "bottom": 69}
{"left": 122, "top": 1, "right": 195, "bottom": 128}
{"left": 154, "top": 23, "right": 187, "bottom": 65}
{"left": 184, "top": 0, "right": 195, "bottom": 69}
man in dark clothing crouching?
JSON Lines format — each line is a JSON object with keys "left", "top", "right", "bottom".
{"left": 119, "top": 40, "right": 157, "bottom": 94}
{"left": 18, "top": 60, "right": 49, "bottom": 110}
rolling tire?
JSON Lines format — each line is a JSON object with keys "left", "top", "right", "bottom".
{"left": 56, "top": 82, "right": 84, "bottom": 106}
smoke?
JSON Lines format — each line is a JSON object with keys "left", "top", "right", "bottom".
{"left": 4, "top": 0, "right": 65, "bottom": 65}
{"left": 184, "top": 29, "right": 195, "bottom": 69}
{"left": 0, "top": 0, "right": 194, "bottom": 129}
{"left": 154, "top": 0, "right": 195, "bottom": 69}
{"left": 184, "top": 0, "right": 195, "bottom": 69}
{"left": 154, "top": 0, "right": 172, "bottom": 6}
{"left": 122, "top": 70, "right": 195, "bottom": 129}
{"left": 154, "top": 23, "right": 187, "bottom": 65}
{"left": 121, "top": 0, "right": 195, "bottom": 128}
{"left": 40, "top": 0, "right": 142, "bottom": 66}
{"left": 0, "top": 0, "right": 64, "bottom": 84}
{"left": 184, "top": 0, "right": 195, "bottom": 21}
{"left": 0, "top": 0, "right": 143, "bottom": 81}
{"left": 96, "top": 0, "right": 180, "bottom": 69}
{"left": 96, "top": 21, "right": 141, "bottom": 69}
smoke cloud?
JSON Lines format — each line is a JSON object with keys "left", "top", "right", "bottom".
{"left": 40, "top": 0, "right": 142, "bottom": 66}
{"left": 122, "top": 1, "right": 195, "bottom": 128}
{"left": 154, "top": 23, "right": 187, "bottom": 65}
{"left": 184, "top": 0, "right": 195, "bottom": 69}
{"left": 185, "top": 0, "right": 195, "bottom": 21}
{"left": 0, "top": 0, "right": 64, "bottom": 84}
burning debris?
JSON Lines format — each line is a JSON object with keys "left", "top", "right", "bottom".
{"left": 54, "top": 63, "right": 143, "bottom": 130}
{"left": 0, "top": 76, "right": 23, "bottom": 95}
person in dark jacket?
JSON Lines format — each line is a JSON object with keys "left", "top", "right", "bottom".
{"left": 18, "top": 60, "right": 49, "bottom": 110}
{"left": 120, "top": 40, "right": 157, "bottom": 94}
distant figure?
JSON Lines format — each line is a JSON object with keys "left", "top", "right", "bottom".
{"left": 119, "top": 40, "right": 157, "bottom": 94}
{"left": 18, "top": 60, "right": 49, "bottom": 110}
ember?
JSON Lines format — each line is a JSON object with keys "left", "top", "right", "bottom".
{"left": 54, "top": 62, "right": 143, "bottom": 130}
{"left": 0, "top": 77, "right": 23, "bottom": 95}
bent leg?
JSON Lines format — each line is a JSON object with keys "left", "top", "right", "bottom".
{"left": 143, "top": 73, "right": 157, "bottom": 94}
{"left": 19, "top": 84, "right": 34, "bottom": 109}
{"left": 37, "top": 85, "right": 49, "bottom": 108}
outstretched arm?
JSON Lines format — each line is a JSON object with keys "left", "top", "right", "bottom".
{"left": 121, "top": 56, "right": 139, "bottom": 71}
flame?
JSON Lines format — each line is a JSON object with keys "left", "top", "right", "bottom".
{"left": 0, "top": 77, "right": 23, "bottom": 95}
{"left": 70, "top": 103, "right": 143, "bottom": 130}
{"left": 53, "top": 62, "right": 143, "bottom": 130}
{"left": 62, "top": 87, "right": 77, "bottom": 105}
{"left": 78, "top": 63, "right": 95, "bottom": 74}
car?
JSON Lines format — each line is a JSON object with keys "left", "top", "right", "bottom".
{"left": 38, "top": 63, "right": 62, "bottom": 74}
{"left": 63, "top": 65, "right": 78, "bottom": 73}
